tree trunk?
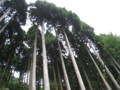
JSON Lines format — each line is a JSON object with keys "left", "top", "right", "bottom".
{"left": 56, "top": 30, "right": 71, "bottom": 90}
{"left": 88, "top": 40, "right": 120, "bottom": 90}
{"left": 41, "top": 23, "right": 50, "bottom": 90}
{"left": 107, "top": 51, "right": 120, "bottom": 69}
{"left": 27, "top": 58, "right": 31, "bottom": 85}
{"left": 112, "top": 64, "right": 120, "bottom": 75}
{"left": 56, "top": 63, "right": 63, "bottom": 90}
{"left": 112, "top": 58, "right": 120, "bottom": 69}
{"left": 0, "top": 8, "right": 12, "bottom": 22}
{"left": 85, "top": 46, "right": 112, "bottom": 90}
{"left": 0, "top": 22, "right": 9, "bottom": 34}
{"left": 63, "top": 30, "right": 86, "bottom": 90}
{"left": 81, "top": 63, "right": 93, "bottom": 90}
{"left": 27, "top": 71, "right": 30, "bottom": 85}
{"left": 29, "top": 30, "right": 38, "bottom": 90}
{"left": 0, "top": 53, "right": 12, "bottom": 82}
{"left": 52, "top": 65, "right": 58, "bottom": 90}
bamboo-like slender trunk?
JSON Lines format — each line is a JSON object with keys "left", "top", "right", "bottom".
{"left": 0, "top": 8, "right": 12, "bottom": 22}
{"left": 56, "top": 63, "right": 63, "bottom": 90}
{"left": 56, "top": 30, "right": 71, "bottom": 90}
{"left": 41, "top": 23, "right": 50, "bottom": 90}
{"left": 0, "top": 22, "right": 9, "bottom": 34}
{"left": 112, "top": 64, "right": 120, "bottom": 75}
{"left": 113, "top": 58, "right": 120, "bottom": 69}
{"left": 63, "top": 30, "right": 86, "bottom": 90}
{"left": 27, "top": 71, "right": 30, "bottom": 85}
{"left": 88, "top": 40, "right": 120, "bottom": 90}
{"left": 0, "top": 53, "right": 12, "bottom": 82}
{"left": 81, "top": 63, "right": 93, "bottom": 90}
{"left": 107, "top": 51, "right": 120, "bottom": 69}
{"left": 52, "top": 65, "right": 58, "bottom": 90}
{"left": 85, "top": 46, "right": 112, "bottom": 90}
{"left": 29, "top": 56, "right": 33, "bottom": 89}
{"left": 95, "top": 52, "right": 120, "bottom": 90}
{"left": 29, "top": 30, "right": 38, "bottom": 90}
{"left": 27, "top": 58, "right": 31, "bottom": 85}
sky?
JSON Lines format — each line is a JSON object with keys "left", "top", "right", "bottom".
{"left": 25, "top": 0, "right": 120, "bottom": 35}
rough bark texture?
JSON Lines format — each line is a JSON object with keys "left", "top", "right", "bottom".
{"left": 41, "top": 23, "right": 50, "bottom": 90}
{"left": 86, "top": 46, "right": 112, "bottom": 90}
{"left": 88, "top": 40, "right": 120, "bottom": 90}
{"left": 29, "top": 30, "right": 38, "bottom": 90}
{"left": 63, "top": 30, "right": 86, "bottom": 90}
{"left": 0, "top": 8, "right": 12, "bottom": 22}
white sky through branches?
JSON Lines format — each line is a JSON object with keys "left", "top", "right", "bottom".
{"left": 26, "top": 0, "right": 120, "bottom": 35}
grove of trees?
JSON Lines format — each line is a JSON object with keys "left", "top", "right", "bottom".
{"left": 0, "top": 0, "right": 120, "bottom": 90}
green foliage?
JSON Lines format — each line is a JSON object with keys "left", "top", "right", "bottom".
{"left": 1, "top": 0, "right": 119, "bottom": 89}
{"left": 50, "top": 81, "right": 58, "bottom": 89}
{"left": 96, "top": 33, "right": 120, "bottom": 60}
{"left": 45, "top": 32, "right": 56, "bottom": 44}
{"left": 7, "top": 83, "right": 28, "bottom": 90}
{"left": 0, "top": 88, "right": 9, "bottom": 90}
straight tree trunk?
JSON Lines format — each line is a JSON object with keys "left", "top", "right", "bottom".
{"left": 112, "top": 58, "right": 120, "bottom": 69}
{"left": 29, "top": 30, "right": 38, "bottom": 90}
{"left": 85, "top": 46, "right": 112, "bottom": 90}
{"left": 29, "top": 56, "right": 33, "bottom": 89}
{"left": 27, "top": 58, "right": 31, "bottom": 85}
{"left": 56, "top": 63, "right": 63, "bottom": 90}
{"left": 112, "top": 64, "right": 120, "bottom": 75}
{"left": 41, "top": 23, "right": 50, "bottom": 90}
{"left": 81, "top": 63, "right": 93, "bottom": 90}
{"left": 0, "top": 8, "right": 12, "bottom": 22}
{"left": 0, "top": 53, "right": 12, "bottom": 82}
{"left": 107, "top": 51, "right": 120, "bottom": 69}
{"left": 88, "top": 40, "right": 120, "bottom": 90}
{"left": 56, "top": 30, "right": 71, "bottom": 90}
{"left": 52, "top": 65, "right": 58, "bottom": 90}
{"left": 0, "top": 22, "right": 9, "bottom": 34}
{"left": 63, "top": 30, "right": 86, "bottom": 90}
{"left": 27, "top": 71, "right": 30, "bottom": 85}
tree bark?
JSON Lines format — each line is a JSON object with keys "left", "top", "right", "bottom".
{"left": 88, "top": 40, "right": 120, "bottom": 90}
{"left": 107, "top": 51, "right": 120, "bottom": 69}
{"left": 41, "top": 23, "right": 50, "bottom": 90}
{"left": 0, "top": 22, "right": 9, "bottom": 34}
{"left": 112, "top": 58, "right": 120, "bottom": 69}
{"left": 56, "top": 30, "right": 71, "bottom": 90}
{"left": 0, "top": 53, "right": 12, "bottom": 83}
{"left": 29, "top": 30, "right": 38, "bottom": 90}
{"left": 0, "top": 8, "right": 12, "bottom": 22}
{"left": 81, "top": 63, "right": 93, "bottom": 90}
{"left": 63, "top": 30, "right": 86, "bottom": 90}
{"left": 52, "top": 65, "right": 58, "bottom": 90}
{"left": 85, "top": 46, "right": 112, "bottom": 90}
{"left": 112, "top": 64, "right": 120, "bottom": 75}
{"left": 56, "top": 63, "right": 63, "bottom": 90}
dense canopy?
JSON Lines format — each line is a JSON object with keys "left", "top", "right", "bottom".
{"left": 0, "top": 0, "right": 120, "bottom": 90}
